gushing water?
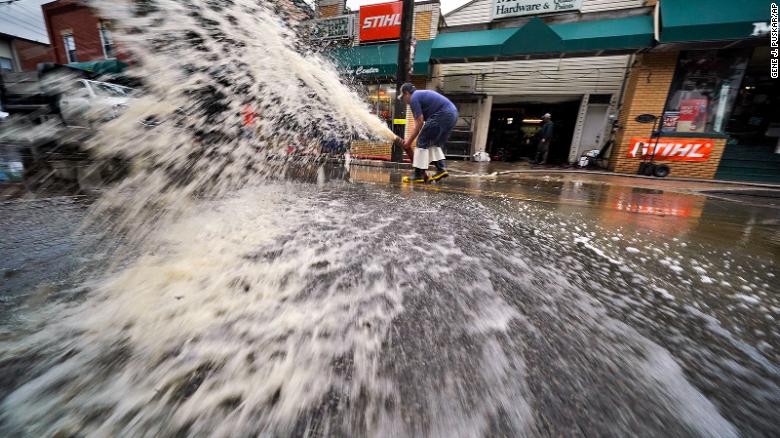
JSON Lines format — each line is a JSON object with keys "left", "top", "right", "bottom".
{"left": 82, "top": 0, "right": 394, "bottom": 231}
{"left": 2, "top": 1, "right": 779, "bottom": 437}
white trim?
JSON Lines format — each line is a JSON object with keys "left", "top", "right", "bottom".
{"left": 62, "top": 33, "right": 76, "bottom": 63}
{"left": 99, "top": 22, "right": 114, "bottom": 59}
{"left": 568, "top": 94, "right": 589, "bottom": 163}
{"left": 653, "top": 2, "right": 660, "bottom": 42}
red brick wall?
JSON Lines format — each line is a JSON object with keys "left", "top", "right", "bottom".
{"left": 609, "top": 52, "right": 729, "bottom": 180}
{"left": 43, "top": 1, "right": 106, "bottom": 64}
{"left": 13, "top": 39, "right": 55, "bottom": 71}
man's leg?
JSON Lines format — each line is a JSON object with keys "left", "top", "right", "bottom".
{"left": 407, "top": 146, "right": 430, "bottom": 182}
{"left": 405, "top": 120, "right": 438, "bottom": 182}
{"left": 429, "top": 146, "right": 448, "bottom": 181}
{"left": 536, "top": 140, "right": 549, "bottom": 165}
{"left": 541, "top": 140, "right": 550, "bottom": 164}
{"left": 430, "top": 112, "right": 456, "bottom": 180}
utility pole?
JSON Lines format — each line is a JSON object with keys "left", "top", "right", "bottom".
{"left": 391, "top": 0, "right": 414, "bottom": 163}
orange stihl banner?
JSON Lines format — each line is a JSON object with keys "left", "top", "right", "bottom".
{"left": 359, "top": 1, "right": 403, "bottom": 42}
{"left": 626, "top": 137, "right": 714, "bottom": 162}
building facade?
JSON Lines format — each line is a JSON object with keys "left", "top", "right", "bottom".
{"left": 319, "top": 0, "right": 443, "bottom": 159}
{"left": 610, "top": 0, "right": 776, "bottom": 182}
{"left": 435, "top": 0, "right": 655, "bottom": 166}
{"left": 41, "top": 0, "right": 117, "bottom": 65}
{"left": 436, "top": 0, "right": 775, "bottom": 182}
{"left": 0, "top": 0, "right": 55, "bottom": 72}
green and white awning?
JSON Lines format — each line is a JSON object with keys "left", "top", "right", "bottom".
{"left": 431, "top": 16, "right": 654, "bottom": 60}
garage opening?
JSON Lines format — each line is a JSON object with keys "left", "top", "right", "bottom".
{"left": 485, "top": 96, "right": 581, "bottom": 165}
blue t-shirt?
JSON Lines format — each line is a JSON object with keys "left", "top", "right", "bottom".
{"left": 409, "top": 90, "right": 456, "bottom": 120}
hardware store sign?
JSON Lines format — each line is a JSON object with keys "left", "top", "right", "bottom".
{"left": 492, "top": 0, "right": 582, "bottom": 20}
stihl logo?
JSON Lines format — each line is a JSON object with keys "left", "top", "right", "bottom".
{"left": 627, "top": 137, "right": 713, "bottom": 162}
{"left": 359, "top": 1, "right": 403, "bottom": 41}
{"left": 362, "top": 14, "right": 401, "bottom": 29}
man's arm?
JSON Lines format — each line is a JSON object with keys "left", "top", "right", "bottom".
{"left": 403, "top": 115, "right": 425, "bottom": 149}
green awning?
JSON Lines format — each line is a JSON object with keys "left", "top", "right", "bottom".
{"left": 431, "top": 28, "right": 516, "bottom": 59}
{"left": 67, "top": 59, "right": 128, "bottom": 74}
{"left": 553, "top": 15, "right": 655, "bottom": 52}
{"left": 660, "top": 0, "right": 769, "bottom": 43}
{"left": 431, "top": 16, "right": 654, "bottom": 60}
{"left": 413, "top": 40, "right": 433, "bottom": 75}
{"left": 328, "top": 40, "right": 432, "bottom": 78}
{"left": 502, "top": 18, "right": 564, "bottom": 55}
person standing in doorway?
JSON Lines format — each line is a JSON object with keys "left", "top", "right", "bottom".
{"left": 399, "top": 83, "right": 458, "bottom": 183}
{"left": 535, "top": 113, "right": 554, "bottom": 165}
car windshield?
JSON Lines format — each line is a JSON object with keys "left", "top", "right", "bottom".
{"left": 90, "top": 81, "right": 133, "bottom": 97}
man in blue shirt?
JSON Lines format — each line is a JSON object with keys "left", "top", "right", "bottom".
{"left": 399, "top": 83, "right": 458, "bottom": 183}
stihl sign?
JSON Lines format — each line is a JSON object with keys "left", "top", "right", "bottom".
{"left": 359, "top": 1, "right": 403, "bottom": 42}
{"left": 627, "top": 138, "right": 714, "bottom": 162}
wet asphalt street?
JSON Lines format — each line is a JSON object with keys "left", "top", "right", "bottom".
{"left": 0, "top": 167, "right": 778, "bottom": 437}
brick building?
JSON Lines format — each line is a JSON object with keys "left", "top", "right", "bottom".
{"left": 0, "top": 35, "right": 55, "bottom": 72}
{"left": 41, "top": 0, "right": 118, "bottom": 65}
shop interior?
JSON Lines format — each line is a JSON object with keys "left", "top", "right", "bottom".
{"left": 362, "top": 82, "right": 396, "bottom": 128}
{"left": 662, "top": 43, "right": 780, "bottom": 181}
{"left": 725, "top": 47, "right": 780, "bottom": 151}
{"left": 486, "top": 97, "right": 580, "bottom": 164}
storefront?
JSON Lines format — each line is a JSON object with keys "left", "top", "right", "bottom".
{"left": 609, "top": 0, "right": 777, "bottom": 182}
{"left": 319, "top": 0, "right": 440, "bottom": 159}
{"left": 327, "top": 40, "right": 433, "bottom": 157}
{"left": 434, "top": 0, "right": 656, "bottom": 163}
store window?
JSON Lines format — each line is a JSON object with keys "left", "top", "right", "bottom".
{"left": 363, "top": 83, "right": 396, "bottom": 128}
{"left": 63, "top": 33, "right": 77, "bottom": 63}
{"left": 724, "top": 47, "right": 780, "bottom": 148}
{"left": 0, "top": 57, "right": 13, "bottom": 71}
{"left": 662, "top": 49, "right": 750, "bottom": 135}
{"left": 99, "top": 22, "right": 114, "bottom": 59}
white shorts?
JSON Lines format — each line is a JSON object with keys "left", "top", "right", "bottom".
{"left": 413, "top": 146, "right": 445, "bottom": 169}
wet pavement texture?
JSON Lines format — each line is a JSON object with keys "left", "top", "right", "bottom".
{"left": 1, "top": 166, "right": 778, "bottom": 437}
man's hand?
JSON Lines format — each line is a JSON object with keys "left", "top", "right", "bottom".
{"left": 402, "top": 140, "right": 414, "bottom": 159}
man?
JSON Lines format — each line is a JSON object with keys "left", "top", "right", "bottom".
{"left": 399, "top": 83, "right": 458, "bottom": 183}
{"left": 535, "top": 113, "right": 554, "bottom": 165}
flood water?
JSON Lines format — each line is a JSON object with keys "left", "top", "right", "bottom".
{"left": 1, "top": 167, "right": 778, "bottom": 437}
{"left": 1, "top": 0, "right": 778, "bottom": 435}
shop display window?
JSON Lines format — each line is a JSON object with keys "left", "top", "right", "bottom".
{"left": 663, "top": 49, "right": 750, "bottom": 135}
{"left": 362, "top": 83, "right": 396, "bottom": 128}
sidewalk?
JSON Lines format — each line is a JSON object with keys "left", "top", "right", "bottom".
{"left": 346, "top": 157, "right": 780, "bottom": 195}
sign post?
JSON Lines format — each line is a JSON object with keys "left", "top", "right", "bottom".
{"left": 391, "top": 0, "right": 414, "bottom": 163}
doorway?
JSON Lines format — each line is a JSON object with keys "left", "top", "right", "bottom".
{"left": 485, "top": 97, "right": 581, "bottom": 164}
